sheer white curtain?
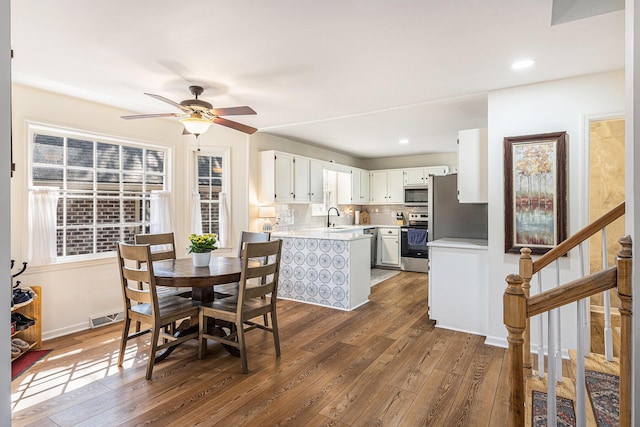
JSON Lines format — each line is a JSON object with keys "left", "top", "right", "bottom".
{"left": 190, "top": 192, "right": 203, "bottom": 235}
{"left": 149, "top": 191, "right": 174, "bottom": 234}
{"left": 28, "top": 187, "right": 60, "bottom": 265}
{"left": 218, "top": 192, "right": 228, "bottom": 247}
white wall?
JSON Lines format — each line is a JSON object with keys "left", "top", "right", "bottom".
{"left": 626, "top": 2, "right": 640, "bottom": 422}
{"left": 1, "top": 0, "right": 12, "bottom": 422}
{"left": 485, "top": 70, "right": 625, "bottom": 349}
{"left": 361, "top": 152, "right": 457, "bottom": 171}
{"left": 10, "top": 85, "right": 249, "bottom": 339}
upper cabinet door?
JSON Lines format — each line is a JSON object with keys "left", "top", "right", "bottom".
{"left": 274, "top": 153, "right": 295, "bottom": 203}
{"left": 293, "top": 157, "right": 310, "bottom": 203}
{"left": 309, "top": 159, "right": 324, "bottom": 203}
{"left": 359, "top": 169, "right": 370, "bottom": 203}
{"left": 387, "top": 169, "right": 404, "bottom": 203}
{"left": 404, "top": 168, "right": 425, "bottom": 186}
{"left": 457, "top": 128, "right": 488, "bottom": 203}
{"left": 370, "top": 171, "right": 388, "bottom": 203}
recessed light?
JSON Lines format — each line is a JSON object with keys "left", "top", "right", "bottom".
{"left": 511, "top": 59, "right": 536, "bottom": 70}
{"left": 399, "top": 139, "right": 409, "bottom": 144}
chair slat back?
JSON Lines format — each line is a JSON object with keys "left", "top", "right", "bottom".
{"left": 135, "top": 232, "right": 176, "bottom": 261}
{"left": 238, "top": 240, "right": 282, "bottom": 302}
{"left": 117, "top": 242, "right": 159, "bottom": 309}
{"left": 237, "top": 231, "right": 271, "bottom": 257}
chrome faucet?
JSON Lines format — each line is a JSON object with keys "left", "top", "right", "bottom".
{"left": 327, "top": 206, "right": 340, "bottom": 227}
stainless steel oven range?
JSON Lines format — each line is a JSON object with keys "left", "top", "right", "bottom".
{"left": 401, "top": 212, "right": 429, "bottom": 273}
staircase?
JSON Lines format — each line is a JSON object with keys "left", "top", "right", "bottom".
{"left": 503, "top": 202, "right": 632, "bottom": 426}
{"left": 525, "top": 351, "right": 621, "bottom": 426}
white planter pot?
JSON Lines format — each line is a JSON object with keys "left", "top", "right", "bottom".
{"left": 192, "top": 251, "right": 211, "bottom": 267}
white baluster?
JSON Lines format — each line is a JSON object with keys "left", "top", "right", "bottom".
{"left": 547, "top": 310, "right": 557, "bottom": 423}
{"left": 576, "top": 246, "right": 587, "bottom": 426}
{"left": 602, "top": 228, "right": 613, "bottom": 361}
{"left": 537, "top": 273, "right": 544, "bottom": 378}
{"left": 555, "top": 260, "right": 562, "bottom": 382}
{"left": 579, "top": 244, "right": 590, "bottom": 354}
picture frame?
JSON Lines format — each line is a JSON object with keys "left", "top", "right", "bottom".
{"left": 504, "top": 131, "right": 567, "bottom": 254}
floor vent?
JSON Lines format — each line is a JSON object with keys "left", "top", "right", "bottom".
{"left": 90, "top": 312, "right": 124, "bottom": 329}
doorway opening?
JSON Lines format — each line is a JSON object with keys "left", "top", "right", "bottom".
{"left": 588, "top": 117, "right": 625, "bottom": 355}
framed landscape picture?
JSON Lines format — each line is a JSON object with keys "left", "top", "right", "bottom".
{"left": 504, "top": 131, "right": 567, "bottom": 254}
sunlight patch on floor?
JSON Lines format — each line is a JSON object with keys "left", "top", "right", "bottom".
{"left": 11, "top": 345, "right": 142, "bottom": 412}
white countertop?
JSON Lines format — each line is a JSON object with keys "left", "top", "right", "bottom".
{"left": 272, "top": 228, "right": 372, "bottom": 241}
{"left": 427, "top": 238, "right": 489, "bottom": 250}
{"left": 272, "top": 224, "right": 401, "bottom": 240}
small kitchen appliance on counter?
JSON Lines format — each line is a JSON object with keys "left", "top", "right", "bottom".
{"left": 401, "top": 212, "right": 429, "bottom": 273}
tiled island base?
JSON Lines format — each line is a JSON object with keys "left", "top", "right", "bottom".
{"left": 272, "top": 233, "right": 371, "bottom": 311}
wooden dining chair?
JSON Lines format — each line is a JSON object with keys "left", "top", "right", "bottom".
{"left": 198, "top": 239, "right": 283, "bottom": 373}
{"left": 215, "top": 230, "right": 271, "bottom": 297}
{"left": 134, "top": 232, "right": 191, "bottom": 298}
{"left": 116, "top": 242, "right": 199, "bottom": 380}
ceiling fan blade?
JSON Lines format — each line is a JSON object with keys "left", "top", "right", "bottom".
{"left": 121, "top": 113, "right": 182, "bottom": 120}
{"left": 213, "top": 117, "right": 258, "bottom": 134}
{"left": 210, "top": 106, "right": 257, "bottom": 116}
{"left": 144, "top": 93, "right": 188, "bottom": 111}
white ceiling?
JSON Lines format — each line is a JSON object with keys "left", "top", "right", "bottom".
{"left": 10, "top": 1, "right": 624, "bottom": 159}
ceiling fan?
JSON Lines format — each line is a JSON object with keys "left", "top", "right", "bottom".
{"left": 121, "top": 85, "right": 257, "bottom": 136}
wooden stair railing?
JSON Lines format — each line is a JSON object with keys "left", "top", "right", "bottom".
{"left": 503, "top": 200, "right": 631, "bottom": 426}
{"left": 518, "top": 201, "right": 625, "bottom": 376}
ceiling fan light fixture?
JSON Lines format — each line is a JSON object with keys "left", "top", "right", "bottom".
{"left": 180, "top": 114, "right": 212, "bottom": 135}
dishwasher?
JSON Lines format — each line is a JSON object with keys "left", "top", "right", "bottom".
{"left": 363, "top": 227, "right": 377, "bottom": 267}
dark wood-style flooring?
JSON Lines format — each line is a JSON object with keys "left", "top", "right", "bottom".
{"left": 11, "top": 272, "right": 512, "bottom": 426}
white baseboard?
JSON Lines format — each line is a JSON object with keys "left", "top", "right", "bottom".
{"left": 43, "top": 322, "right": 92, "bottom": 341}
{"left": 483, "top": 335, "right": 570, "bottom": 359}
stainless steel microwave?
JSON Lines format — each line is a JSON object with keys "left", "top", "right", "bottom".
{"left": 404, "top": 186, "right": 429, "bottom": 206}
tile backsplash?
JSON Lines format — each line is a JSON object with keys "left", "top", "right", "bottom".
{"left": 271, "top": 204, "right": 428, "bottom": 230}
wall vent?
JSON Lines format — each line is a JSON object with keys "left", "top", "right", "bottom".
{"left": 89, "top": 312, "right": 124, "bottom": 329}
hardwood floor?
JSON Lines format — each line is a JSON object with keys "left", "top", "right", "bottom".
{"left": 11, "top": 272, "right": 510, "bottom": 426}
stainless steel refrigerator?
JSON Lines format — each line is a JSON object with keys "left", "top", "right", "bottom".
{"left": 427, "top": 174, "right": 488, "bottom": 242}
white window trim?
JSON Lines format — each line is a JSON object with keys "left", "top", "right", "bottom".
{"left": 26, "top": 121, "right": 172, "bottom": 264}
{"left": 191, "top": 146, "right": 231, "bottom": 250}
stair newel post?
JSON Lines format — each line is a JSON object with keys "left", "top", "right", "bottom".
{"left": 504, "top": 273, "right": 527, "bottom": 426}
{"left": 519, "top": 248, "right": 533, "bottom": 376}
{"left": 616, "top": 235, "right": 632, "bottom": 427}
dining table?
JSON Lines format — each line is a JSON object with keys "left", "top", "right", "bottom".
{"left": 153, "top": 256, "right": 254, "bottom": 304}
{"left": 152, "top": 256, "right": 258, "bottom": 360}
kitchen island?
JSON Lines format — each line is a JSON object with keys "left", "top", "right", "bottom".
{"left": 271, "top": 228, "right": 371, "bottom": 311}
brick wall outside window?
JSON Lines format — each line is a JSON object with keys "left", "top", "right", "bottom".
{"left": 32, "top": 126, "right": 167, "bottom": 260}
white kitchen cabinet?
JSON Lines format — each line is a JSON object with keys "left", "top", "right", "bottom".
{"left": 309, "top": 159, "right": 324, "bottom": 203}
{"left": 337, "top": 171, "right": 352, "bottom": 205}
{"left": 457, "top": 128, "right": 488, "bottom": 203}
{"left": 294, "top": 156, "right": 310, "bottom": 203}
{"left": 370, "top": 171, "right": 388, "bottom": 203}
{"left": 370, "top": 170, "right": 404, "bottom": 204}
{"left": 404, "top": 166, "right": 450, "bottom": 186}
{"left": 260, "top": 150, "right": 310, "bottom": 204}
{"left": 377, "top": 227, "right": 400, "bottom": 267}
{"left": 428, "top": 238, "right": 488, "bottom": 335}
{"left": 404, "top": 168, "right": 426, "bottom": 186}
{"left": 350, "top": 168, "right": 369, "bottom": 204}
{"left": 359, "top": 169, "right": 370, "bottom": 203}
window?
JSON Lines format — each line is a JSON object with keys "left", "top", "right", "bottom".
{"left": 194, "top": 149, "right": 228, "bottom": 240}
{"left": 30, "top": 124, "right": 168, "bottom": 259}
{"left": 311, "top": 169, "right": 344, "bottom": 216}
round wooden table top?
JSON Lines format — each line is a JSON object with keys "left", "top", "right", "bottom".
{"left": 153, "top": 257, "right": 254, "bottom": 288}
{"left": 153, "top": 257, "right": 262, "bottom": 304}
